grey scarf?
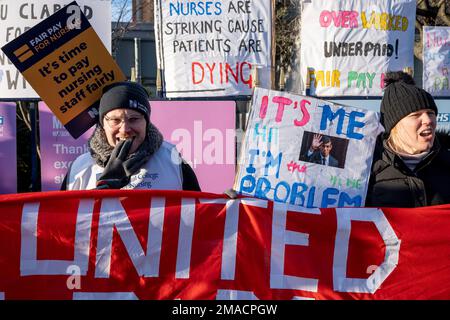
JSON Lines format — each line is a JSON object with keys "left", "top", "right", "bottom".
{"left": 88, "top": 122, "right": 164, "bottom": 171}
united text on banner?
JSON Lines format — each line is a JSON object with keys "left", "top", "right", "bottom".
{"left": 0, "top": 0, "right": 112, "bottom": 100}
{"left": 0, "top": 190, "right": 450, "bottom": 299}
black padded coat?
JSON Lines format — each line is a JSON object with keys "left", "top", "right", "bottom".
{"left": 365, "top": 132, "right": 450, "bottom": 208}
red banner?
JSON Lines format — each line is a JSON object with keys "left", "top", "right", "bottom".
{"left": 0, "top": 190, "right": 449, "bottom": 300}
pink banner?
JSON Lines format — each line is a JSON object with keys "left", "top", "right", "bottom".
{"left": 39, "top": 101, "right": 236, "bottom": 193}
{"left": 151, "top": 100, "right": 236, "bottom": 194}
{"left": 0, "top": 103, "right": 17, "bottom": 194}
{"left": 39, "top": 103, "right": 94, "bottom": 191}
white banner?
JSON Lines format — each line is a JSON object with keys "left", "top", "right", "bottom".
{"left": 423, "top": 26, "right": 450, "bottom": 97}
{"left": 154, "top": 0, "right": 272, "bottom": 98}
{"left": 234, "top": 88, "right": 384, "bottom": 208}
{"left": 0, "top": 0, "right": 111, "bottom": 99}
{"left": 300, "top": 0, "right": 416, "bottom": 96}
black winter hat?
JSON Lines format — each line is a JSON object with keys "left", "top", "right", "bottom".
{"left": 380, "top": 71, "right": 438, "bottom": 135}
{"left": 99, "top": 81, "right": 150, "bottom": 125}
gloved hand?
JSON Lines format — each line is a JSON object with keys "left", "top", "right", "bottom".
{"left": 96, "top": 138, "right": 135, "bottom": 189}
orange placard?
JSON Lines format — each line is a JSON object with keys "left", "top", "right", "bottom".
{"left": 1, "top": 1, "right": 125, "bottom": 138}
{"left": 23, "top": 27, "right": 125, "bottom": 125}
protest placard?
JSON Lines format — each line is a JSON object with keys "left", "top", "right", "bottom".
{"left": 300, "top": 0, "right": 416, "bottom": 96}
{"left": 0, "top": 0, "right": 112, "bottom": 100}
{"left": 234, "top": 87, "right": 384, "bottom": 208}
{"left": 1, "top": 1, "right": 125, "bottom": 139}
{"left": 0, "top": 102, "right": 16, "bottom": 194}
{"left": 154, "top": 0, "right": 272, "bottom": 98}
{"left": 423, "top": 26, "right": 450, "bottom": 96}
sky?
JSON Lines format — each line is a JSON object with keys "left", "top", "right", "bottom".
{"left": 111, "top": 0, "right": 132, "bottom": 22}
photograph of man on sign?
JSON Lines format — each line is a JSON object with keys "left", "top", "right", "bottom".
{"left": 299, "top": 132, "right": 349, "bottom": 169}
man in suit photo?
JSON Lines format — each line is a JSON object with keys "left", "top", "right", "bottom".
{"left": 302, "top": 134, "right": 339, "bottom": 168}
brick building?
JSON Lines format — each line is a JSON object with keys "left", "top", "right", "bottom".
{"left": 132, "top": 0, "right": 154, "bottom": 23}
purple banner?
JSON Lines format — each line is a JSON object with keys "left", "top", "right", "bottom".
{"left": 39, "top": 102, "right": 94, "bottom": 191}
{"left": 151, "top": 101, "right": 236, "bottom": 194}
{"left": 0, "top": 103, "right": 17, "bottom": 194}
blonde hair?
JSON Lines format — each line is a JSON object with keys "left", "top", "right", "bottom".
{"left": 387, "top": 122, "right": 427, "bottom": 155}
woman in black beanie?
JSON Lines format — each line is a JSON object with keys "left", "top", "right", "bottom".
{"left": 365, "top": 71, "right": 450, "bottom": 207}
{"left": 61, "top": 81, "right": 201, "bottom": 191}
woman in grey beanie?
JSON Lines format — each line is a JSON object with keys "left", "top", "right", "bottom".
{"left": 61, "top": 81, "right": 201, "bottom": 191}
{"left": 366, "top": 71, "right": 450, "bottom": 207}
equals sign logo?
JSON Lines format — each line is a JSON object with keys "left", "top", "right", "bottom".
{"left": 13, "top": 44, "right": 34, "bottom": 63}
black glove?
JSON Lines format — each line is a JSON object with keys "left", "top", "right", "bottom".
{"left": 96, "top": 138, "right": 135, "bottom": 189}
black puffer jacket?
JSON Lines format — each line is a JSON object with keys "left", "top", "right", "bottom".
{"left": 365, "top": 132, "right": 450, "bottom": 208}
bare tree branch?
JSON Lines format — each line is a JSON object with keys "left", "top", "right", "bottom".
{"left": 275, "top": 0, "right": 301, "bottom": 89}
{"left": 413, "top": 0, "right": 450, "bottom": 60}
{"left": 111, "top": 0, "right": 154, "bottom": 56}
{"left": 415, "top": 20, "right": 424, "bottom": 61}
{"left": 18, "top": 102, "right": 31, "bottom": 131}
{"left": 437, "top": 0, "right": 450, "bottom": 25}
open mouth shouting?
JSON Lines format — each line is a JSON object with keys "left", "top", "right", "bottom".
{"left": 419, "top": 127, "right": 434, "bottom": 139}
